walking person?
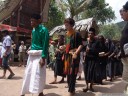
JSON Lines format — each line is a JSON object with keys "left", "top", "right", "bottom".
{"left": 98, "top": 35, "right": 109, "bottom": 84}
{"left": 20, "top": 14, "right": 49, "bottom": 96}
{"left": 63, "top": 18, "right": 82, "bottom": 96}
{"left": 0, "top": 30, "right": 15, "bottom": 79}
{"left": 49, "top": 35, "right": 66, "bottom": 84}
{"left": 83, "top": 28, "right": 99, "bottom": 92}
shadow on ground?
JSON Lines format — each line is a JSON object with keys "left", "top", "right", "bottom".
{"left": 76, "top": 83, "right": 85, "bottom": 88}
{"left": 75, "top": 90, "right": 96, "bottom": 96}
{"left": 11, "top": 76, "right": 23, "bottom": 80}
{"left": 46, "top": 93, "right": 61, "bottom": 96}
{"left": 45, "top": 84, "right": 58, "bottom": 89}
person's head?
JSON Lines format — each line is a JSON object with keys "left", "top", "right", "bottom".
{"left": 64, "top": 18, "right": 75, "bottom": 30}
{"left": 120, "top": 2, "right": 128, "bottom": 21}
{"left": 21, "top": 41, "right": 24, "bottom": 45}
{"left": 120, "top": 9, "right": 124, "bottom": 18}
{"left": 98, "top": 35, "right": 105, "bottom": 43}
{"left": 88, "top": 28, "right": 96, "bottom": 39}
{"left": 58, "top": 35, "right": 64, "bottom": 45}
{"left": 1, "top": 30, "right": 9, "bottom": 36}
{"left": 30, "top": 13, "right": 41, "bottom": 28}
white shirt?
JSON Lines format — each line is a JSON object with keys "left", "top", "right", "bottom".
{"left": 19, "top": 45, "right": 26, "bottom": 53}
{"left": 1, "top": 35, "right": 12, "bottom": 58}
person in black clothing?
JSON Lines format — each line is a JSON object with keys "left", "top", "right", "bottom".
{"left": 49, "top": 35, "right": 65, "bottom": 84}
{"left": 105, "top": 38, "right": 115, "bottom": 81}
{"left": 97, "top": 35, "right": 109, "bottom": 84}
{"left": 83, "top": 28, "right": 99, "bottom": 92}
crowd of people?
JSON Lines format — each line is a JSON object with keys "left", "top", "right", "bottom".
{"left": 48, "top": 25, "right": 123, "bottom": 96}
{"left": 0, "top": 1, "right": 128, "bottom": 96}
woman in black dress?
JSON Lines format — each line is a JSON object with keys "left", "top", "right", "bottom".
{"left": 97, "top": 35, "right": 109, "bottom": 84}
{"left": 49, "top": 35, "right": 65, "bottom": 84}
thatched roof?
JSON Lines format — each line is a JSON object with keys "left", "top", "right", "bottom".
{"left": 49, "top": 18, "right": 98, "bottom": 38}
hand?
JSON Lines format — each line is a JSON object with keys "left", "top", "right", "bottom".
{"left": 39, "top": 58, "right": 45, "bottom": 67}
{"left": 72, "top": 52, "right": 77, "bottom": 59}
{"left": 86, "top": 46, "right": 89, "bottom": 52}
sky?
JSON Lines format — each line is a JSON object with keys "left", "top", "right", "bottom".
{"left": 105, "top": 0, "right": 127, "bottom": 23}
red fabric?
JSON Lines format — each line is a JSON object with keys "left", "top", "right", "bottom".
{"left": 0, "top": 58, "right": 2, "bottom": 65}
{"left": 0, "top": 24, "right": 17, "bottom": 31}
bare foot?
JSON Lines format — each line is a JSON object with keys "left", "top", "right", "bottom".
{"left": 0, "top": 76, "right": 6, "bottom": 79}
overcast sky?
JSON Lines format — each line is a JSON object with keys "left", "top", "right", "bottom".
{"left": 105, "top": 0, "right": 127, "bottom": 23}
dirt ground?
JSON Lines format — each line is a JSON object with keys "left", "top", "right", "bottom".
{"left": 0, "top": 66, "right": 127, "bottom": 96}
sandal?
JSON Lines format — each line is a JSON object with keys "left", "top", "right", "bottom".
{"left": 7, "top": 74, "right": 15, "bottom": 79}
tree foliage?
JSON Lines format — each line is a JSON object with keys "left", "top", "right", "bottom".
{"left": 57, "top": 0, "right": 115, "bottom": 23}
{"left": 44, "top": 0, "right": 65, "bottom": 31}
{"left": 57, "top": 0, "right": 92, "bottom": 19}
{"left": 81, "top": 0, "right": 116, "bottom": 24}
{"left": 99, "top": 24, "right": 121, "bottom": 40}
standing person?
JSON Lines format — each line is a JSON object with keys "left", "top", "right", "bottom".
{"left": 0, "top": 30, "right": 15, "bottom": 79}
{"left": 119, "top": 2, "right": 128, "bottom": 94}
{"left": 48, "top": 41, "right": 56, "bottom": 70}
{"left": 105, "top": 39, "right": 115, "bottom": 81}
{"left": 18, "top": 41, "right": 26, "bottom": 67}
{"left": 63, "top": 18, "right": 82, "bottom": 96}
{"left": 83, "top": 28, "right": 99, "bottom": 92}
{"left": 98, "top": 35, "right": 109, "bottom": 84}
{"left": 20, "top": 14, "right": 49, "bottom": 96}
{"left": 77, "top": 38, "right": 86, "bottom": 80}
{"left": 49, "top": 35, "right": 66, "bottom": 84}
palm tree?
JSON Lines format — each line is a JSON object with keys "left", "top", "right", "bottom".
{"left": 56, "top": 0, "right": 93, "bottom": 19}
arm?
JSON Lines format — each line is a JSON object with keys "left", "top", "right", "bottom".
{"left": 40, "top": 27, "right": 49, "bottom": 67}
{"left": 4, "top": 38, "right": 11, "bottom": 56}
{"left": 4, "top": 46, "right": 11, "bottom": 56}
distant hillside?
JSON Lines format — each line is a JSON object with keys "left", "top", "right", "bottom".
{"left": 116, "top": 21, "right": 127, "bottom": 29}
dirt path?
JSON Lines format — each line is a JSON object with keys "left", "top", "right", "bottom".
{"left": 0, "top": 67, "right": 127, "bottom": 96}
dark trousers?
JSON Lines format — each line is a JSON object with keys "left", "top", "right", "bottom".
{"left": 67, "top": 72, "right": 77, "bottom": 93}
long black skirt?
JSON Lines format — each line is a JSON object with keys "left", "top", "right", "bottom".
{"left": 84, "top": 58, "right": 98, "bottom": 83}
{"left": 54, "top": 59, "right": 65, "bottom": 77}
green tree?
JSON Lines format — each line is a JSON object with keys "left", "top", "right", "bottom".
{"left": 44, "top": 0, "right": 65, "bottom": 30}
{"left": 81, "top": 0, "right": 116, "bottom": 24}
{"left": 57, "top": 0, "right": 92, "bottom": 19}
{"left": 99, "top": 24, "right": 121, "bottom": 40}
